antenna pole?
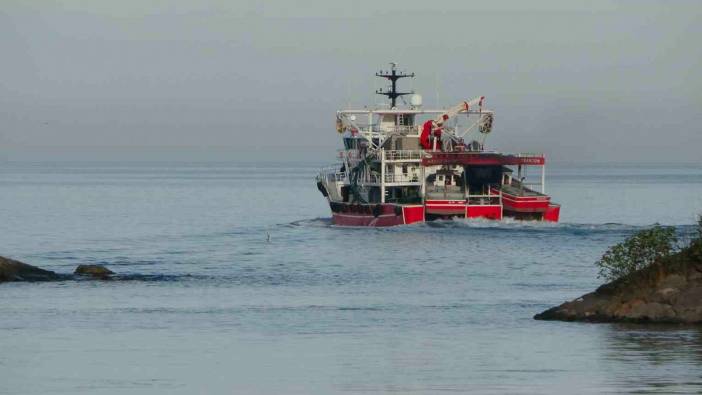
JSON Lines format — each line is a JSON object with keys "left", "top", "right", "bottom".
{"left": 375, "top": 62, "right": 414, "bottom": 108}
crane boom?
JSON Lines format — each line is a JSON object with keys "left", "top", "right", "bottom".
{"left": 420, "top": 96, "right": 485, "bottom": 150}
{"left": 434, "top": 96, "right": 484, "bottom": 126}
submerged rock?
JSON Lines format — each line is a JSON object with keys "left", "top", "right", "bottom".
{"left": 535, "top": 247, "right": 702, "bottom": 324}
{"left": 74, "top": 264, "right": 114, "bottom": 279}
{"left": 0, "top": 256, "right": 60, "bottom": 282}
{"left": 0, "top": 257, "right": 118, "bottom": 282}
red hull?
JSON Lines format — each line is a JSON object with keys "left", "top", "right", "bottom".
{"left": 489, "top": 187, "right": 559, "bottom": 221}
{"left": 330, "top": 201, "right": 514, "bottom": 227}
{"left": 328, "top": 197, "right": 558, "bottom": 227}
{"left": 544, "top": 204, "right": 561, "bottom": 222}
{"left": 466, "top": 205, "right": 502, "bottom": 220}
{"left": 331, "top": 204, "right": 424, "bottom": 227}
{"left": 425, "top": 200, "right": 466, "bottom": 216}
{"left": 425, "top": 200, "right": 502, "bottom": 220}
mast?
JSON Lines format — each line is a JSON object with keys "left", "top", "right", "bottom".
{"left": 375, "top": 62, "right": 414, "bottom": 108}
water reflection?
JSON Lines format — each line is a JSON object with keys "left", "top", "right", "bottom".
{"left": 600, "top": 324, "right": 702, "bottom": 393}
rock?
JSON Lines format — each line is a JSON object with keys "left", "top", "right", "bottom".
{"left": 0, "top": 256, "right": 60, "bottom": 282}
{"left": 1, "top": 256, "right": 120, "bottom": 283}
{"left": 627, "top": 302, "right": 676, "bottom": 321}
{"left": 535, "top": 248, "right": 702, "bottom": 324}
{"left": 658, "top": 274, "right": 687, "bottom": 290}
{"left": 74, "top": 264, "right": 114, "bottom": 279}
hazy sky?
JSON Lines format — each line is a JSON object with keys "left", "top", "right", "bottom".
{"left": 1, "top": 0, "right": 700, "bottom": 162}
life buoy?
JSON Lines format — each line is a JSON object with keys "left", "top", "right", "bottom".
{"left": 479, "top": 113, "right": 493, "bottom": 134}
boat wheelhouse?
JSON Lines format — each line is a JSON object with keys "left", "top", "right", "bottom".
{"left": 316, "top": 63, "right": 560, "bottom": 226}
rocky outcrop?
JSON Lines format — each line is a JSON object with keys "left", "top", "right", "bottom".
{"left": 74, "top": 264, "right": 114, "bottom": 279}
{"left": 535, "top": 247, "right": 702, "bottom": 324}
{"left": 0, "top": 256, "right": 60, "bottom": 282}
{"left": 1, "top": 256, "right": 117, "bottom": 283}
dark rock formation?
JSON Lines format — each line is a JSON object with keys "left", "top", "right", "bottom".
{"left": 0, "top": 256, "right": 60, "bottom": 282}
{"left": 0, "top": 256, "right": 119, "bottom": 283}
{"left": 74, "top": 264, "right": 114, "bottom": 279}
{"left": 535, "top": 247, "right": 702, "bottom": 324}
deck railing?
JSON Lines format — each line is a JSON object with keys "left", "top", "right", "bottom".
{"left": 371, "top": 125, "right": 419, "bottom": 135}
{"left": 318, "top": 165, "right": 346, "bottom": 183}
{"left": 467, "top": 193, "right": 502, "bottom": 206}
{"left": 425, "top": 185, "right": 464, "bottom": 200}
{"left": 425, "top": 186, "right": 502, "bottom": 205}
{"left": 516, "top": 153, "right": 544, "bottom": 158}
{"left": 382, "top": 150, "right": 423, "bottom": 161}
{"left": 384, "top": 173, "right": 421, "bottom": 184}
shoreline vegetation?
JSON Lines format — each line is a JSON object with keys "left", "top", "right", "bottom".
{"left": 535, "top": 217, "right": 702, "bottom": 324}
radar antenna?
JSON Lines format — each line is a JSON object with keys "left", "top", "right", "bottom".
{"left": 375, "top": 62, "right": 414, "bottom": 108}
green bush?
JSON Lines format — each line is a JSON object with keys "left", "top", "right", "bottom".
{"left": 690, "top": 215, "right": 702, "bottom": 261}
{"left": 596, "top": 225, "right": 677, "bottom": 282}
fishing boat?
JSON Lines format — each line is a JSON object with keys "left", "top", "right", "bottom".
{"left": 316, "top": 63, "right": 560, "bottom": 226}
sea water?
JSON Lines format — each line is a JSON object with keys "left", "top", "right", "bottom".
{"left": 1, "top": 161, "right": 702, "bottom": 394}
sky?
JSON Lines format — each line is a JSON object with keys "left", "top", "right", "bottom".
{"left": 1, "top": 0, "right": 701, "bottom": 163}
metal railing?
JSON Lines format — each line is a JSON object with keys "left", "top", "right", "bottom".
{"left": 384, "top": 173, "right": 421, "bottom": 184}
{"left": 382, "top": 150, "right": 423, "bottom": 161}
{"left": 327, "top": 172, "right": 346, "bottom": 182}
{"left": 357, "top": 173, "right": 422, "bottom": 184}
{"left": 319, "top": 165, "right": 340, "bottom": 173}
{"left": 467, "top": 193, "right": 501, "bottom": 205}
{"left": 425, "top": 186, "right": 502, "bottom": 205}
{"left": 425, "top": 185, "right": 464, "bottom": 200}
{"left": 371, "top": 125, "right": 419, "bottom": 135}
{"left": 318, "top": 165, "right": 347, "bottom": 183}
{"left": 363, "top": 174, "right": 379, "bottom": 184}
{"left": 516, "top": 153, "right": 544, "bottom": 158}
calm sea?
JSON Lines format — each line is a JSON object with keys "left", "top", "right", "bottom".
{"left": 1, "top": 161, "right": 702, "bottom": 394}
